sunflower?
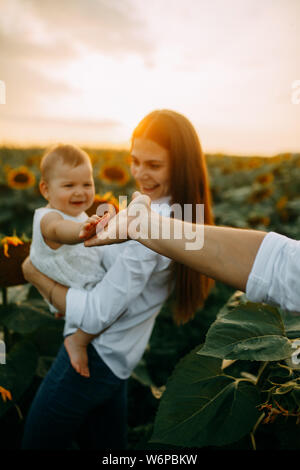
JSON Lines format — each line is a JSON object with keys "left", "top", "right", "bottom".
{"left": 248, "top": 215, "right": 270, "bottom": 227}
{"left": 95, "top": 192, "right": 120, "bottom": 211}
{"left": 1, "top": 235, "right": 24, "bottom": 258}
{"left": 249, "top": 187, "right": 273, "bottom": 203}
{"left": 255, "top": 173, "right": 274, "bottom": 185}
{"left": 98, "top": 163, "right": 130, "bottom": 186}
{"left": 7, "top": 166, "right": 36, "bottom": 190}
{"left": 0, "top": 386, "right": 12, "bottom": 402}
{"left": 276, "top": 196, "right": 288, "bottom": 211}
{"left": 86, "top": 192, "right": 121, "bottom": 217}
{"left": 0, "top": 237, "right": 31, "bottom": 287}
{"left": 247, "top": 158, "right": 263, "bottom": 169}
{"left": 25, "top": 155, "right": 42, "bottom": 167}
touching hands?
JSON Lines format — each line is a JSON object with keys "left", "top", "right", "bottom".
{"left": 84, "top": 191, "right": 151, "bottom": 247}
{"left": 79, "top": 213, "right": 111, "bottom": 240}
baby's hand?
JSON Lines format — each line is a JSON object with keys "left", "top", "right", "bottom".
{"left": 79, "top": 214, "right": 110, "bottom": 240}
{"left": 79, "top": 215, "right": 101, "bottom": 240}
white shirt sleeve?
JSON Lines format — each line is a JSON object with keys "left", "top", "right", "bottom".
{"left": 246, "top": 232, "right": 300, "bottom": 312}
{"left": 65, "top": 241, "right": 159, "bottom": 334}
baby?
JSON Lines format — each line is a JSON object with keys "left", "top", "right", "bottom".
{"left": 30, "top": 143, "right": 109, "bottom": 378}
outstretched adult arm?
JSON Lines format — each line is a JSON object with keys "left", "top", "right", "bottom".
{"left": 84, "top": 192, "right": 300, "bottom": 312}
{"left": 141, "top": 218, "right": 266, "bottom": 292}
{"left": 85, "top": 192, "right": 266, "bottom": 291}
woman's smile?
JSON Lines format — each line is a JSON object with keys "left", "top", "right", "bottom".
{"left": 139, "top": 183, "right": 160, "bottom": 193}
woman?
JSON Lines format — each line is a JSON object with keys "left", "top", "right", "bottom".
{"left": 21, "top": 109, "right": 215, "bottom": 450}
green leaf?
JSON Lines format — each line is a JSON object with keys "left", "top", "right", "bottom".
{"left": 0, "top": 339, "right": 38, "bottom": 417}
{"left": 30, "top": 325, "right": 64, "bottom": 356}
{"left": 216, "top": 290, "right": 247, "bottom": 319}
{"left": 280, "top": 309, "right": 300, "bottom": 339}
{"left": 151, "top": 346, "right": 260, "bottom": 448}
{"left": 199, "top": 300, "right": 293, "bottom": 361}
{"left": 36, "top": 355, "right": 56, "bottom": 378}
{"left": 0, "top": 302, "right": 60, "bottom": 335}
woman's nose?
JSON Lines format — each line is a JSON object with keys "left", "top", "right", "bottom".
{"left": 135, "top": 165, "right": 146, "bottom": 179}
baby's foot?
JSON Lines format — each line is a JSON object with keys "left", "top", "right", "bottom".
{"left": 64, "top": 335, "right": 90, "bottom": 378}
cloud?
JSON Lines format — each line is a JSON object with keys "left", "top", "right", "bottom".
{"left": 0, "top": 113, "right": 128, "bottom": 147}
{"left": 30, "top": 0, "right": 152, "bottom": 57}
{"left": 0, "top": 0, "right": 154, "bottom": 133}
{"left": 135, "top": 0, "right": 300, "bottom": 72}
{"left": 0, "top": 0, "right": 152, "bottom": 60}
{"left": 0, "top": 30, "right": 78, "bottom": 62}
{"left": 1, "top": 113, "right": 122, "bottom": 128}
{"left": 0, "top": 57, "right": 79, "bottom": 118}
{"left": 1, "top": 0, "right": 299, "bottom": 152}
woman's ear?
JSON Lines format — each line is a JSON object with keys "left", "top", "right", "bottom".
{"left": 39, "top": 179, "right": 49, "bottom": 200}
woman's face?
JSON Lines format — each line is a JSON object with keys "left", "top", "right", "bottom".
{"left": 130, "top": 138, "right": 170, "bottom": 201}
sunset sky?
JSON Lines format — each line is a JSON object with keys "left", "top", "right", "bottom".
{"left": 0, "top": 0, "right": 299, "bottom": 155}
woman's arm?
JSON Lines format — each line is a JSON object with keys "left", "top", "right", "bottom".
{"left": 64, "top": 241, "right": 159, "bottom": 334}
{"left": 85, "top": 192, "right": 300, "bottom": 312}
{"left": 22, "top": 240, "right": 161, "bottom": 333}
{"left": 85, "top": 192, "right": 266, "bottom": 292}
{"left": 140, "top": 214, "right": 266, "bottom": 292}
{"left": 22, "top": 258, "right": 68, "bottom": 314}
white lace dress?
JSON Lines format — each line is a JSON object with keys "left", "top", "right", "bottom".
{"left": 30, "top": 207, "right": 106, "bottom": 314}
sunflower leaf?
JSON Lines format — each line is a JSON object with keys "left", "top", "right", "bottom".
{"left": 150, "top": 346, "right": 260, "bottom": 447}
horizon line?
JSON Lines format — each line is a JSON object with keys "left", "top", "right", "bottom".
{"left": 0, "top": 139, "right": 299, "bottom": 159}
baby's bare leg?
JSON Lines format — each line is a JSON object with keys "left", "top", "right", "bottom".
{"left": 64, "top": 329, "right": 98, "bottom": 378}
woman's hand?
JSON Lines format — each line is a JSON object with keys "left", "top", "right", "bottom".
{"left": 22, "top": 256, "right": 55, "bottom": 302}
{"left": 84, "top": 191, "right": 151, "bottom": 247}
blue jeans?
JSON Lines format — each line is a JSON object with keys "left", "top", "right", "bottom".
{"left": 22, "top": 343, "right": 128, "bottom": 450}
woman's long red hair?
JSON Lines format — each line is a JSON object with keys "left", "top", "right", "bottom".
{"left": 132, "top": 110, "right": 215, "bottom": 324}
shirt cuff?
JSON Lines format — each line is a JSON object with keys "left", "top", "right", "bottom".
{"left": 65, "top": 287, "right": 87, "bottom": 330}
{"left": 245, "top": 231, "right": 288, "bottom": 304}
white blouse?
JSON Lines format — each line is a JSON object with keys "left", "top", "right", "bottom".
{"left": 64, "top": 197, "right": 174, "bottom": 379}
{"left": 246, "top": 231, "right": 300, "bottom": 312}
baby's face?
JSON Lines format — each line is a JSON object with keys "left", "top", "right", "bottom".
{"left": 42, "top": 161, "right": 95, "bottom": 217}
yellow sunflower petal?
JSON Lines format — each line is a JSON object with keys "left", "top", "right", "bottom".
{"left": 1, "top": 236, "right": 24, "bottom": 257}
{"left": 0, "top": 386, "right": 12, "bottom": 402}
{"left": 276, "top": 196, "right": 288, "bottom": 211}
{"left": 3, "top": 242, "right": 9, "bottom": 258}
{"left": 95, "top": 191, "right": 113, "bottom": 201}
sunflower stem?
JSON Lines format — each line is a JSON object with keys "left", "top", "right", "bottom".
{"left": 250, "top": 432, "right": 256, "bottom": 450}
{"left": 256, "top": 361, "right": 269, "bottom": 388}
{"left": 14, "top": 403, "right": 23, "bottom": 421}
{"left": 250, "top": 412, "right": 265, "bottom": 450}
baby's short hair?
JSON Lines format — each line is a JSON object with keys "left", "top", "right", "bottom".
{"left": 40, "top": 144, "right": 92, "bottom": 182}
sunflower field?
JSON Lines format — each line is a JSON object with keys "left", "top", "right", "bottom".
{"left": 0, "top": 146, "right": 300, "bottom": 450}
